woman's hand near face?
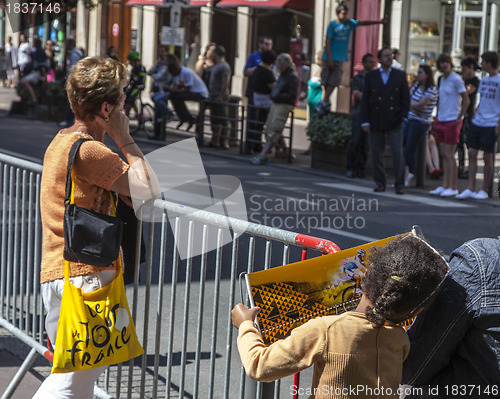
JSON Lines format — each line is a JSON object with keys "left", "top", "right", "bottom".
{"left": 97, "top": 94, "right": 131, "bottom": 147}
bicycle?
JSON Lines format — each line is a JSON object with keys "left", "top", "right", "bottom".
{"left": 127, "top": 88, "right": 155, "bottom": 137}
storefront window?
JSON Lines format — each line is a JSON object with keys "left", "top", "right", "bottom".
{"left": 449, "top": 0, "right": 486, "bottom": 61}
{"left": 407, "top": 0, "right": 499, "bottom": 76}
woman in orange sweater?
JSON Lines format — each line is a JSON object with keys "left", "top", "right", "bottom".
{"left": 34, "top": 56, "right": 157, "bottom": 399}
{"left": 232, "top": 235, "right": 449, "bottom": 399}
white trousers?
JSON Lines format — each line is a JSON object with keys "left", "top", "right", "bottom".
{"left": 33, "top": 270, "right": 116, "bottom": 399}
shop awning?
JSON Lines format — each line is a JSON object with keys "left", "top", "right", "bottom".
{"left": 126, "top": 0, "right": 213, "bottom": 7}
{"left": 217, "top": 0, "right": 290, "bottom": 9}
{"left": 126, "top": 0, "right": 164, "bottom": 7}
{"left": 190, "top": 0, "right": 213, "bottom": 6}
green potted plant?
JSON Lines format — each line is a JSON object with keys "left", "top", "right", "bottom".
{"left": 306, "top": 112, "right": 352, "bottom": 172}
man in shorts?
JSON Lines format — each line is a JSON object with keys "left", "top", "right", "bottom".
{"left": 456, "top": 51, "right": 500, "bottom": 200}
{"left": 19, "top": 38, "right": 49, "bottom": 105}
{"left": 429, "top": 53, "right": 469, "bottom": 197}
{"left": 208, "top": 45, "right": 231, "bottom": 148}
{"left": 316, "top": 4, "right": 385, "bottom": 116}
{"left": 250, "top": 53, "right": 298, "bottom": 165}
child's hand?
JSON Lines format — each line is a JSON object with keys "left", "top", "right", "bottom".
{"left": 231, "top": 304, "right": 260, "bottom": 329}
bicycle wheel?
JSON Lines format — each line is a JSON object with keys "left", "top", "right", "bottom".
{"left": 341, "top": 285, "right": 355, "bottom": 302}
{"left": 128, "top": 98, "right": 141, "bottom": 136}
{"left": 142, "top": 103, "right": 157, "bottom": 139}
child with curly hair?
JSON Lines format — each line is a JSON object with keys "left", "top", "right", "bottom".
{"left": 232, "top": 234, "right": 449, "bottom": 398}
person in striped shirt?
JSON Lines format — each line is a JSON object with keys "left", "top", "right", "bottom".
{"left": 403, "top": 65, "right": 437, "bottom": 187}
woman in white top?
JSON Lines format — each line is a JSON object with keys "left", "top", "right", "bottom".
{"left": 403, "top": 64, "right": 437, "bottom": 187}
{"left": 429, "top": 54, "right": 469, "bottom": 197}
{"left": 4, "top": 36, "right": 18, "bottom": 88}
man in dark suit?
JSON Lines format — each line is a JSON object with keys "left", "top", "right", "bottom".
{"left": 361, "top": 47, "right": 410, "bottom": 194}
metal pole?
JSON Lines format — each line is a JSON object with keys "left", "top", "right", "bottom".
{"left": 244, "top": 375, "right": 258, "bottom": 399}
{"left": 488, "top": 2, "right": 499, "bottom": 51}
{"left": 451, "top": 0, "right": 461, "bottom": 51}
{"left": 1, "top": 348, "right": 38, "bottom": 399}
{"left": 478, "top": 0, "right": 488, "bottom": 56}
{"left": 137, "top": 7, "right": 143, "bottom": 54}
{"left": 240, "top": 104, "right": 245, "bottom": 155}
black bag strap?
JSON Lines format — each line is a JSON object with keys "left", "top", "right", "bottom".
{"left": 64, "top": 138, "right": 90, "bottom": 205}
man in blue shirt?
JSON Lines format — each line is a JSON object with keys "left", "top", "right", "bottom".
{"left": 245, "top": 36, "right": 273, "bottom": 153}
{"left": 245, "top": 36, "right": 273, "bottom": 79}
{"left": 316, "top": 4, "right": 385, "bottom": 116}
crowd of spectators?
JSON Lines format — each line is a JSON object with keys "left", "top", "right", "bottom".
{"left": 3, "top": 29, "right": 499, "bottom": 199}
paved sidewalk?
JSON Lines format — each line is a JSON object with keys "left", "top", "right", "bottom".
{"left": 0, "top": 329, "right": 48, "bottom": 398}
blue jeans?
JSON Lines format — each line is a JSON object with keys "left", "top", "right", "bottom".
{"left": 152, "top": 91, "right": 172, "bottom": 120}
{"left": 403, "top": 119, "right": 430, "bottom": 173}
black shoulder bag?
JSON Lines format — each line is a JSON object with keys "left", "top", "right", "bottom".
{"left": 63, "top": 138, "right": 123, "bottom": 267}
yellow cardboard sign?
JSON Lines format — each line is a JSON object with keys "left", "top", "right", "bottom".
{"left": 246, "top": 232, "right": 410, "bottom": 345}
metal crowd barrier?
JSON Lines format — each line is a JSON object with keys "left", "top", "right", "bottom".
{"left": 195, "top": 98, "right": 246, "bottom": 150}
{"left": 244, "top": 104, "right": 295, "bottom": 163}
{"left": 0, "top": 152, "right": 340, "bottom": 399}
{"left": 0, "top": 153, "right": 47, "bottom": 398}
{"left": 181, "top": 99, "right": 295, "bottom": 163}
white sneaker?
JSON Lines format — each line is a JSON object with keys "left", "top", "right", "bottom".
{"left": 429, "top": 186, "right": 445, "bottom": 195}
{"left": 473, "top": 190, "right": 489, "bottom": 200}
{"left": 405, "top": 173, "right": 414, "bottom": 187}
{"left": 440, "top": 188, "right": 458, "bottom": 197}
{"left": 456, "top": 189, "right": 476, "bottom": 199}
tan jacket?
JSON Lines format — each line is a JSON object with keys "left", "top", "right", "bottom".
{"left": 40, "top": 131, "right": 128, "bottom": 283}
{"left": 237, "top": 312, "right": 410, "bottom": 399}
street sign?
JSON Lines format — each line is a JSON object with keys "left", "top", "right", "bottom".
{"left": 170, "top": 4, "right": 182, "bottom": 28}
{"left": 161, "top": 26, "right": 185, "bottom": 47}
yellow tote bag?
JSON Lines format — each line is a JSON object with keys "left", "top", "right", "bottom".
{"left": 51, "top": 257, "right": 144, "bottom": 373}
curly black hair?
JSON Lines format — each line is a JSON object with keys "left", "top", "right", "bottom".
{"left": 362, "top": 235, "right": 449, "bottom": 327}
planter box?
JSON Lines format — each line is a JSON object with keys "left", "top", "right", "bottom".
{"left": 311, "top": 141, "right": 398, "bottom": 177}
{"left": 310, "top": 142, "right": 348, "bottom": 174}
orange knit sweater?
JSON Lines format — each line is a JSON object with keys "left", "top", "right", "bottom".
{"left": 237, "top": 312, "right": 410, "bottom": 399}
{"left": 40, "top": 131, "right": 129, "bottom": 283}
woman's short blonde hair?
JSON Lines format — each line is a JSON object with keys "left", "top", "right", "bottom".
{"left": 66, "top": 56, "right": 127, "bottom": 122}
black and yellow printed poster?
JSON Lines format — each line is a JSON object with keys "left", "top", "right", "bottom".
{"left": 245, "top": 232, "right": 411, "bottom": 345}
